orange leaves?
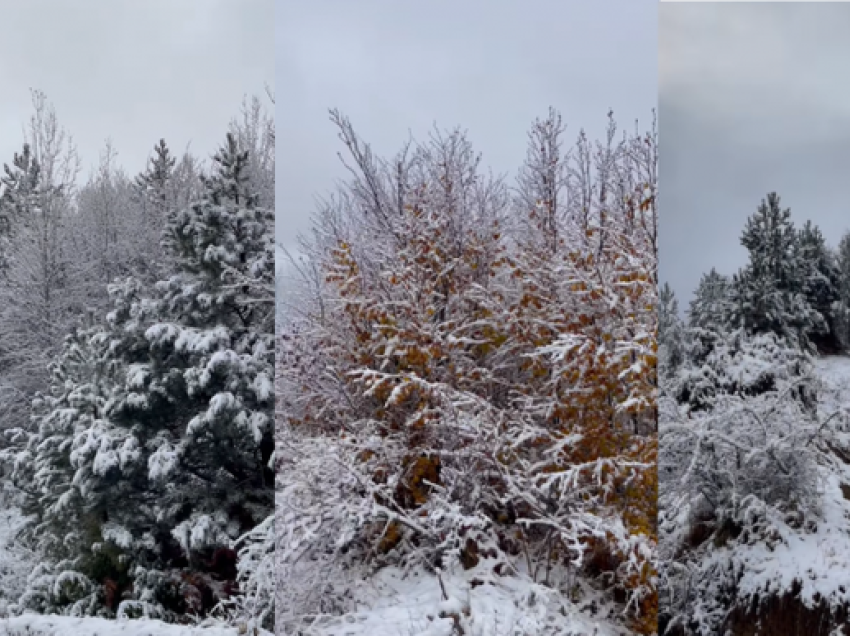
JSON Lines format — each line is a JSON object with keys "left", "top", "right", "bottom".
{"left": 502, "top": 180, "right": 657, "bottom": 627}
{"left": 396, "top": 454, "right": 442, "bottom": 508}
{"left": 377, "top": 519, "right": 402, "bottom": 553}
{"left": 400, "top": 346, "right": 431, "bottom": 371}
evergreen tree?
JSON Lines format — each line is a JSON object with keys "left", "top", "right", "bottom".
{"left": 797, "top": 220, "right": 841, "bottom": 352}
{"left": 131, "top": 139, "right": 178, "bottom": 280}
{"left": 731, "top": 193, "right": 821, "bottom": 348}
{"left": 0, "top": 145, "right": 44, "bottom": 274}
{"left": 685, "top": 268, "right": 733, "bottom": 368}
{"left": 831, "top": 231, "right": 850, "bottom": 351}
{"left": 687, "top": 268, "right": 732, "bottom": 332}
{"left": 659, "top": 282, "right": 685, "bottom": 381}
{"left": 134, "top": 139, "right": 176, "bottom": 216}
{"left": 9, "top": 133, "right": 275, "bottom": 620}
{"left": 7, "top": 319, "right": 123, "bottom": 616}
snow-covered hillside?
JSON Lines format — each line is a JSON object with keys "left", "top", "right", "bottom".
{"left": 714, "top": 356, "right": 850, "bottom": 613}
{"left": 658, "top": 333, "right": 850, "bottom": 634}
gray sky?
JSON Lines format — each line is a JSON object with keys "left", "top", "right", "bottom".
{"left": 278, "top": 0, "right": 658, "bottom": 264}
{"left": 659, "top": 2, "right": 850, "bottom": 310}
{"left": 1, "top": 0, "right": 273, "bottom": 185}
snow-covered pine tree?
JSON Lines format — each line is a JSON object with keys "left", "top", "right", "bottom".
{"left": 731, "top": 193, "right": 822, "bottom": 348}
{"left": 659, "top": 282, "right": 685, "bottom": 382}
{"left": 112, "top": 132, "right": 275, "bottom": 617}
{"left": 687, "top": 268, "right": 732, "bottom": 333}
{"left": 131, "top": 139, "right": 178, "bottom": 280}
{"left": 796, "top": 220, "right": 841, "bottom": 353}
{"left": 0, "top": 144, "right": 43, "bottom": 274}
{"left": 4, "top": 317, "right": 123, "bottom": 617}
{"left": 9, "top": 133, "right": 274, "bottom": 621}
{"left": 134, "top": 140, "right": 176, "bottom": 220}
{"left": 834, "top": 231, "right": 850, "bottom": 351}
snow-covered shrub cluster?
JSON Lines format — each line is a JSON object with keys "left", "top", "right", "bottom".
{"left": 278, "top": 109, "right": 658, "bottom": 634}
{"left": 658, "top": 195, "right": 850, "bottom": 635}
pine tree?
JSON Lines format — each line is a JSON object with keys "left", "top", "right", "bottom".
{"left": 834, "top": 231, "right": 850, "bottom": 350}
{"left": 659, "top": 282, "right": 685, "bottom": 380}
{"left": 732, "top": 193, "right": 821, "bottom": 348}
{"left": 688, "top": 268, "right": 732, "bottom": 332}
{"left": 796, "top": 220, "right": 840, "bottom": 352}
{"left": 0, "top": 145, "right": 44, "bottom": 273}
{"left": 134, "top": 139, "right": 176, "bottom": 216}
{"left": 131, "top": 139, "right": 178, "bottom": 280}
{"left": 6, "top": 319, "right": 123, "bottom": 616}
{"left": 10, "top": 133, "right": 274, "bottom": 620}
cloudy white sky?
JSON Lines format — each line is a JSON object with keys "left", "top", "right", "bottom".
{"left": 0, "top": 0, "right": 273, "bottom": 185}
{"left": 659, "top": 2, "right": 850, "bottom": 308}
{"left": 278, "top": 0, "right": 658, "bottom": 263}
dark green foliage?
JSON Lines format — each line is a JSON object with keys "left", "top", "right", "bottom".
{"left": 6, "top": 134, "right": 274, "bottom": 620}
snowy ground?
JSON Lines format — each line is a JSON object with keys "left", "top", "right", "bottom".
{"left": 0, "top": 615, "right": 266, "bottom": 636}
{"left": 0, "top": 487, "right": 34, "bottom": 615}
{"left": 288, "top": 566, "right": 632, "bottom": 636}
{"left": 711, "top": 356, "right": 850, "bottom": 612}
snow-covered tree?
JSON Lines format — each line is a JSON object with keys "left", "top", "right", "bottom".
{"left": 833, "top": 231, "right": 850, "bottom": 351}
{"left": 730, "top": 193, "right": 822, "bottom": 349}
{"left": 0, "top": 93, "right": 83, "bottom": 438}
{"left": 658, "top": 200, "right": 849, "bottom": 635}
{"left": 687, "top": 268, "right": 732, "bottom": 334}
{"left": 659, "top": 283, "right": 685, "bottom": 382}
{"left": 6, "top": 132, "right": 274, "bottom": 622}
{"left": 658, "top": 329, "right": 836, "bottom": 635}
{"left": 278, "top": 108, "right": 659, "bottom": 635}
{"left": 796, "top": 220, "right": 841, "bottom": 353}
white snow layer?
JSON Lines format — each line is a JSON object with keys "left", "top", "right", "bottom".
{"left": 0, "top": 615, "right": 270, "bottom": 635}
{"left": 290, "top": 566, "right": 631, "bottom": 636}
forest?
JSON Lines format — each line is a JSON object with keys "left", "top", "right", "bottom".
{"left": 0, "top": 91, "right": 276, "bottom": 634}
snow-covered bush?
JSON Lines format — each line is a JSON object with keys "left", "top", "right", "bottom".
{"left": 279, "top": 109, "right": 659, "bottom": 634}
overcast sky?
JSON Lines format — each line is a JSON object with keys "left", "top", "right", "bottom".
{"left": 278, "top": 0, "right": 658, "bottom": 267}
{"left": 659, "top": 2, "right": 850, "bottom": 309}
{"left": 1, "top": 0, "right": 273, "bottom": 185}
